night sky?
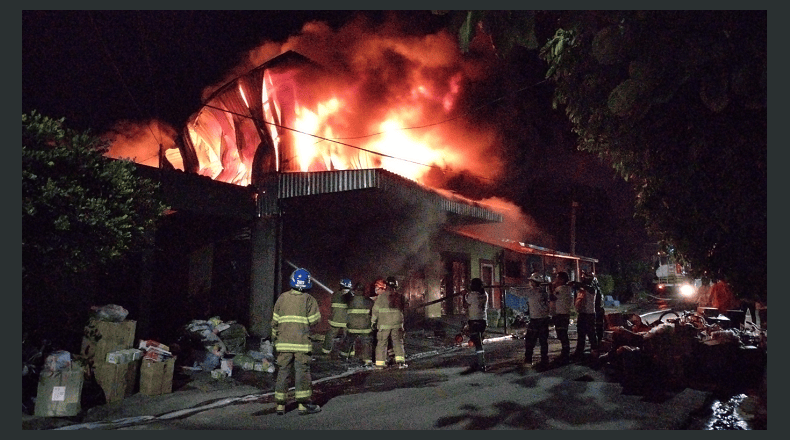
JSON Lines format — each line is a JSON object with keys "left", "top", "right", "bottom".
{"left": 22, "top": 10, "right": 647, "bottom": 263}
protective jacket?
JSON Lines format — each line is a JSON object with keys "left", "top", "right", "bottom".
{"left": 271, "top": 289, "right": 321, "bottom": 353}
{"left": 328, "top": 288, "right": 352, "bottom": 328}
{"left": 371, "top": 289, "right": 404, "bottom": 330}
{"left": 346, "top": 294, "right": 374, "bottom": 333}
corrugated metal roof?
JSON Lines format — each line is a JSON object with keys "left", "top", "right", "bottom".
{"left": 450, "top": 226, "right": 598, "bottom": 263}
{"left": 278, "top": 168, "right": 503, "bottom": 223}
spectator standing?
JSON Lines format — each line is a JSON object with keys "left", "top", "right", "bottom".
{"left": 340, "top": 282, "right": 375, "bottom": 368}
{"left": 321, "top": 278, "right": 354, "bottom": 357}
{"left": 551, "top": 271, "right": 574, "bottom": 364}
{"left": 463, "top": 278, "right": 489, "bottom": 373}
{"left": 573, "top": 279, "right": 599, "bottom": 361}
{"left": 371, "top": 277, "right": 407, "bottom": 369}
{"left": 523, "top": 272, "right": 551, "bottom": 368}
{"left": 271, "top": 268, "right": 322, "bottom": 415}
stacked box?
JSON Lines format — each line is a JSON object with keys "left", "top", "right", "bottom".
{"left": 81, "top": 319, "right": 137, "bottom": 366}
{"left": 34, "top": 363, "right": 85, "bottom": 417}
{"left": 106, "top": 348, "right": 143, "bottom": 364}
{"left": 139, "top": 357, "right": 176, "bottom": 396}
{"left": 94, "top": 359, "right": 140, "bottom": 403}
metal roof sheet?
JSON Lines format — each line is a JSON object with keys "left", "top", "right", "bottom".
{"left": 278, "top": 168, "right": 503, "bottom": 224}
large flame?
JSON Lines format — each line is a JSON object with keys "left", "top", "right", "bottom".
{"left": 160, "top": 14, "right": 503, "bottom": 187}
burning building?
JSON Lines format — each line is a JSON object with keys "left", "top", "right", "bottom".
{"left": 115, "top": 41, "right": 597, "bottom": 340}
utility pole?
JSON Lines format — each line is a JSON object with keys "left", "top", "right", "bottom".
{"left": 570, "top": 201, "right": 578, "bottom": 255}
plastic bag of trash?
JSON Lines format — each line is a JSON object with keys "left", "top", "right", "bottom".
{"left": 91, "top": 304, "right": 129, "bottom": 322}
{"left": 42, "top": 350, "right": 72, "bottom": 373}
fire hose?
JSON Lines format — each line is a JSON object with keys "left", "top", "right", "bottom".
{"left": 284, "top": 260, "right": 334, "bottom": 294}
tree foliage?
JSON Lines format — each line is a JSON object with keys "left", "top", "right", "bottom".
{"left": 454, "top": 11, "right": 767, "bottom": 302}
{"left": 22, "top": 111, "right": 169, "bottom": 339}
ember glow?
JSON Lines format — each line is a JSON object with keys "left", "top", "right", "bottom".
{"left": 105, "top": 13, "right": 504, "bottom": 187}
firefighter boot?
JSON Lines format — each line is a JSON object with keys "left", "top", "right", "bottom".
{"left": 276, "top": 404, "right": 286, "bottom": 416}
{"left": 298, "top": 403, "right": 321, "bottom": 415}
{"left": 477, "top": 351, "right": 487, "bottom": 372}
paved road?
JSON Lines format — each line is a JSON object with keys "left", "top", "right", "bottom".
{"left": 52, "top": 335, "right": 713, "bottom": 430}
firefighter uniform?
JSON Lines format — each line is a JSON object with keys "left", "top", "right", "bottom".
{"left": 271, "top": 276, "right": 321, "bottom": 415}
{"left": 321, "top": 286, "right": 352, "bottom": 356}
{"left": 340, "top": 291, "right": 375, "bottom": 366}
{"left": 371, "top": 285, "right": 407, "bottom": 368}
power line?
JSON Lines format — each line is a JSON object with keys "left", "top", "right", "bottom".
{"left": 200, "top": 78, "right": 549, "bottom": 183}
{"left": 202, "top": 104, "right": 447, "bottom": 172}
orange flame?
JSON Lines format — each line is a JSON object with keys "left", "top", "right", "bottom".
{"left": 105, "top": 13, "right": 505, "bottom": 189}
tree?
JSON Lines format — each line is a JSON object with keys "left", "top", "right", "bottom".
{"left": 451, "top": 11, "right": 767, "bottom": 302}
{"left": 539, "top": 11, "right": 766, "bottom": 303}
{"left": 22, "top": 111, "right": 169, "bottom": 345}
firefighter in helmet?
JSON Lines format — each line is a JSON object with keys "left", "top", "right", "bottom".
{"left": 321, "top": 278, "right": 354, "bottom": 357}
{"left": 271, "top": 268, "right": 321, "bottom": 415}
{"left": 340, "top": 281, "right": 375, "bottom": 368}
{"left": 371, "top": 276, "right": 408, "bottom": 369}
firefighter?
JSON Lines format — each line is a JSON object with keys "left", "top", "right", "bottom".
{"left": 463, "top": 278, "right": 489, "bottom": 372}
{"left": 321, "top": 278, "right": 354, "bottom": 357}
{"left": 523, "top": 272, "right": 551, "bottom": 368}
{"left": 551, "top": 271, "right": 573, "bottom": 364}
{"left": 371, "top": 276, "right": 407, "bottom": 369}
{"left": 271, "top": 268, "right": 322, "bottom": 415}
{"left": 340, "top": 281, "right": 375, "bottom": 368}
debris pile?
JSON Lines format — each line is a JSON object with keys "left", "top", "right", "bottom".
{"left": 599, "top": 310, "right": 767, "bottom": 390}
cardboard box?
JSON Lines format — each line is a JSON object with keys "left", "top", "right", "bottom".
{"left": 139, "top": 357, "right": 176, "bottom": 396}
{"left": 81, "top": 319, "right": 137, "bottom": 366}
{"left": 106, "top": 348, "right": 143, "bottom": 364}
{"left": 94, "top": 359, "right": 140, "bottom": 403}
{"left": 34, "top": 363, "right": 85, "bottom": 417}
{"left": 138, "top": 339, "right": 170, "bottom": 352}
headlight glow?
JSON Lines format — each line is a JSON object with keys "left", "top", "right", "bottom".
{"left": 680, "top": 284, "right": 695, "bottom": 297}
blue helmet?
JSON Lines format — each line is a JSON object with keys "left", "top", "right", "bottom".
{"left": 340, "top": 278, "right": 353, "bottom": 289}
{"left": 290, "top": 268, "right": 313, "bottom": 290}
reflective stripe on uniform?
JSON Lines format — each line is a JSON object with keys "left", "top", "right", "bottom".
{"left": 347, "top": 328, "right": 372, "bottom": 334}
{"left": 295, "top": 389, "right": 312, "bottom": 399}
{"left": 275, "top": 342, "right": 311, "bottom": 352}
{"left": 274, "top": 315, "right": 311, "bottom": 324}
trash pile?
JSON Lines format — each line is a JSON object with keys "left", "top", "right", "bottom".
{"left": 599, "top": 310, "right": 767, "bottom": 391}
{"left": 174, "top": 316, "right": 275, "bottom": 378}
